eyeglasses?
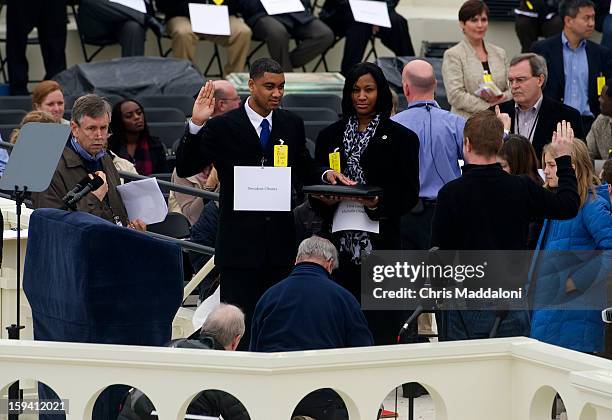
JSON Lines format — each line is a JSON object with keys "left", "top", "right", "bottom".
{"left": 508, "top": 76, "right": 536, "bottom": 86}
{"left": 217, "top": 96, "right": 241, "bottom": 102}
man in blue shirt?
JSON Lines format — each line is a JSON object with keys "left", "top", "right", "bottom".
{"left": 532, "top": 0, "right": 612, "bottom": 133}
{"left": 391, "top": 59, "right": 465, "bottom": 250}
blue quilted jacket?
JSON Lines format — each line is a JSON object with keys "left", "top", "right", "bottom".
{"left": 530, "top": 184, "right": 612, "bottom": 353}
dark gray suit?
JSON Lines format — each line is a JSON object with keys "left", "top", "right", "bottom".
{"left": 77, "top": 0, "right": 148, "bottom": 57}
{"left": 239, "top": 0, "right": 334, "bottom": 71}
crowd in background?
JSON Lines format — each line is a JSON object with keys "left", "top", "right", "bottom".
{"left": 2, "top": 0, "right": 612, "bottom": 366}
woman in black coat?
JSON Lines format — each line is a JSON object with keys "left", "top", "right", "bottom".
{"left": 312, "top": 62, "right": 420, "bottom": 345}
{"left": 108, "top": 99, "right": 168, "bottom": 176}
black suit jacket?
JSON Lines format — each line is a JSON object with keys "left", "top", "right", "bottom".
{"left": 176, "top": 105, "right": 327, "bottom": 269}
{"left": 497, "top": 95, "right": 584, "bottom": 161}
{"left": 239, "top": 0, "right": 314, "bottom": 29}
{"left": 531, "top": 34, "right": 612, "bottom": 117}
{"left": 312, "top": 117, "right": 420, "bottom": 250}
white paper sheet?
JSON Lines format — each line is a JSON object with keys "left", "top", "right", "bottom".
{"left": 116, "top": 177, "right": 168, "bottom": 224}
{"left": 233, "top": 166, "right": 291, "bottom": 211}
{"left": 3, "top": 229, "right": 28, "bottom": 240}
{"left": 109, "top": 0, "right": 146, "bottom": 14}
{"left": 189, "top": 3, "right": 231, "bottom": 36}
{"left": 348, "top": 0, "right": 392, "bottom": 28}
{"left": 332, "top": 201, "right": 380, "bottom": 233}
{"left": 260, "top": 0, "right": 305, "bottom": 15}
{"left": 192, "top": 286, "right": 220, "bottom": 330}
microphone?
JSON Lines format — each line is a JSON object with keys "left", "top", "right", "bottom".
{"left": 602, "top": 308, "right": 612, "bottom": 324}
{"left": 61, "top": 175, "right": 93, "bottom": 204}
{"left": 397, "top": 305, "right": 425, "bottom": 343}
{"left": 63, "top": 175, "right": 104, "bottom": 209}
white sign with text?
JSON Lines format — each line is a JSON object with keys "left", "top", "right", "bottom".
{"left": 233, "top": 166, "right": 291, "bottom": 211}
{"left": 189, "top": 3, "right": 231, "bottom": 36}
{"left": 260, "top": 0, "right": 305, "bottom": 15}
{"left": 348, "top": 0, "right": 391, "bottom": 28}
{"left": 332, "top": 200, "right": 380, "bottom": 233}
{"left": 109, "top": 0, "right": 146, "bottom": 14}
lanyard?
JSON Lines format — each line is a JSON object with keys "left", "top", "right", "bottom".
{"left": 514, "top": 109, "right": 539, "bottom": 142}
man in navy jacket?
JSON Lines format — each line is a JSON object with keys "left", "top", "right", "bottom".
{"left": 250, "top": 236, "right": 373, "bottom": 352}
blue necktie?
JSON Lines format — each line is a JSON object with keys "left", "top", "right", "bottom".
{"left": 260, "top": 119, "right": 270, "bottom": 149}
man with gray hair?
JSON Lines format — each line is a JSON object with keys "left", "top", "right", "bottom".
{"left": 495, "top": 52, "right": 584, "bottom": 160}
{"left": 250, "top": 236, "right": 371, "bottom": 420}
{"left": 250, "top": 235, "right": 373, "bottom": 352}
{"left": 33, "top": 94, "right": 145, "bottom": 230}
{"left": 119, "top": 304, "right": 249, "bottom": 420}
{"left": 391, "top": 59, "right": 465, "bottom": 251}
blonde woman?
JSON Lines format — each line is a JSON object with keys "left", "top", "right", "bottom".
{"left": 531, "top": 125, "right": 612, "bottom": 353}
{"left": 442, "top": 0, "right": 511, "bottom": 118}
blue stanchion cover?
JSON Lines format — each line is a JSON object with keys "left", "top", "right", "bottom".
{"left": 23, "top": 209, "right": 183, "bottom": 346}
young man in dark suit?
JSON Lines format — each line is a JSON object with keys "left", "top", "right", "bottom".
{"left": 431, "top": 111, "right": 579, "bottom": 340}
{"left": 496, "top": 53, "right": 584, "bottom": 161}
{"left": 176, "top": 58, "right": 350, "bottom": 348}
{"left": 531, "top": 0, "right": 612, "bottom": 133}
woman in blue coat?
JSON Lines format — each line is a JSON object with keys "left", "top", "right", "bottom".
{"left": 530, "top": 134, "right": 612, "bottom": 353}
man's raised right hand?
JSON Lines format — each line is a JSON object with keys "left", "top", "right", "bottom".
{"left": 192, "top": 80, "right": 216, "bottom": 126}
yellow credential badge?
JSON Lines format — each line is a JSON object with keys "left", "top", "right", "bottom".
{"left": 329, "top": 147, "right": 341, "bottom": 172}
{"left": 483, "top": 72, "right": 493, "bottom": 83}
{"left": 597, "top": 75, "right": 606, "bottom": 96}
{"left": 274, "top": 140, "right": 288, "bottom": 167}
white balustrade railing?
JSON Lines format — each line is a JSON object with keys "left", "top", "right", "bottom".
{"left": 0, "top": 337, "right": 611, "bottom": 420}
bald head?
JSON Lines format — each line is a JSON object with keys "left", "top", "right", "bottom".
{"left": 213, "top": 80, "right": 240, "bottom": 116}
{"left": 402, "top": 60, "right": 436, "bottom": 101}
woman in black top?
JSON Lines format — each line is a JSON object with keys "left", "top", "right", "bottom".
{"left": 108, "top": 99, "right": 168, "bottom": 176}
{"left": 312, "top": 62, "right": 420, "bottom": 345}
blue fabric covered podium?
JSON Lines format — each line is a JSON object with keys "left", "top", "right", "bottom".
{"left": 23, "top": 209, "right": 184, "bottom": 419}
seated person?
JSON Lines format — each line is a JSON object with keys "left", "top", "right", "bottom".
{"left": 587, "top": 78, "right": 612, "bottom": 160}
{"left": 31, "top": 80, "right": 69, "bottom": 125}
{"left": 77, "top": 0, "right": 162, "bottom": 57}
{"left": 9, "top": 110, "right": 55, "bottom": 143}
{"left": 320, "top": 0, "right": 415, "bottom": 75}
{"left": 156, "top": 0, "right": 252, "bottom": 76}
{"left": 32, "top": 94, "right": 145, "bottom": 231}
{"left": 118, "top": 304, "right": 249, "bottom": 420}
{"left": 239, "top": 0, "right": 334, "bottom": 71}
{"left": 168, "top": 165, "right": 217, "bottom": 225}
{"left": 108, "top": 99, "right": 168, "bottom": 176}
